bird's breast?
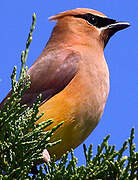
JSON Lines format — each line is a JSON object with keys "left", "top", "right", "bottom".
{"left": 36, "top": 50, "right": 109, "bottom": 160}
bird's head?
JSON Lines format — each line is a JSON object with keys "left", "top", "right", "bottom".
{"left": 49, "top": 8, "right": 130, "bottom": 48}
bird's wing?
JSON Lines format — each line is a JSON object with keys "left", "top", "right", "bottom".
{"left": 20, "top": 49, "right": 80, "bottom": 106}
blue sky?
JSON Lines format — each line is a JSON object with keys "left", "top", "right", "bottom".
{"left": 0, "top": 0, "right": 138, "bottom": 166}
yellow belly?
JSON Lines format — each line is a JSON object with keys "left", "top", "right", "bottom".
{"left": 37, "top": 90, "right": 86, "bottom": 160}
{"left": 36, "top": 74, "right": 104, "bottom": 160}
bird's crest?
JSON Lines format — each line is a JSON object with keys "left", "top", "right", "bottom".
{"left": 49, "top": 8, "right": 107, "bottom": 21}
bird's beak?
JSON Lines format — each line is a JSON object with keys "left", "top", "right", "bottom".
{"left": 108, "top": 21, "right": 130, "bottom": 32}
{"left": 101, "top": 20, "right": 130, "bottom": 47}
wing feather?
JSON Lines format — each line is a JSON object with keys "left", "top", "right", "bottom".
{"left": 21, "top": 49, "right": 80, "bottom": 106}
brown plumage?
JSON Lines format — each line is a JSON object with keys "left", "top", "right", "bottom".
{"left": 0, "top": 8, "right": 130, "bottom": 161}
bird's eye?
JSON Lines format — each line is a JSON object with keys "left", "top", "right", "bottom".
{"left": 88, "top": 15, "right": 98, "bottom": 26}
{"left": 74, "top": 14, "right": 98, "bottom": 27}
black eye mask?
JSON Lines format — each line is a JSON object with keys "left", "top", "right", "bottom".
{"left": 74, "top": 13, "right": 117, "bottom": 28}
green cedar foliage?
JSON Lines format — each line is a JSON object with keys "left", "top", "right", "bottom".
{"left": 0, "top": 14, "right": 62, "bottom": 179}
{"left": 0, "top": 14, "right": 137, "bottom": 179}
{"left": 40, "top": 128, "right": 137, "bottom": 180}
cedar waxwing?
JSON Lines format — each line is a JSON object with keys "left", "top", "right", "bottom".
{"left": 0, "top": 8, "right": 130, "bottom": 161}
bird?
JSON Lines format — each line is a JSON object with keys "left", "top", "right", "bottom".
{"left": 0, "top": 8, "right": 130, "bottom": 161}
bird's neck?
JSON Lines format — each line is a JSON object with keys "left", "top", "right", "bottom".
{"left": 46, "top": 20, "right": 104, "bottom": 52}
